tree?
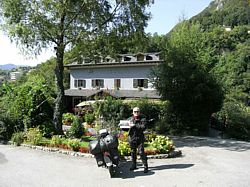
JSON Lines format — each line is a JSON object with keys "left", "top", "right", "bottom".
{"left": 0, "top": 0, "right": 153, "bottom": 134}
{"left": 152, "top": 22, "right": 224, "bottom": 135}
{"left": 0, "top": 75, "right": 54, "bottom": 132}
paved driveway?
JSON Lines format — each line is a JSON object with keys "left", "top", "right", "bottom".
{"left": 0, "top": 136, "right": 250, "bottom": 187}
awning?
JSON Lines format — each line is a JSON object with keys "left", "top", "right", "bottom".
{"left": 76, "top": 100, "right": 104, "bottom": 107}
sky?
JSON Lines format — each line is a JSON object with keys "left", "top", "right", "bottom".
{"left": 0, "top": 0, "right": 212, "bottom": 66}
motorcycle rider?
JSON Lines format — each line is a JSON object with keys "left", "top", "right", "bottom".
{"left": 128, "top": 107, "right": 148, "bottom": 173}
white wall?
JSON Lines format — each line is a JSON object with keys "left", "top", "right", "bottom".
{"left": 70, "top": 65, "right": 156, "bottom": 90}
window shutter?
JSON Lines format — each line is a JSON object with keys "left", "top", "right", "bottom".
{"left": 100, "top": 80, "right": 104, "bottom": 88}
{"left": 133, "top": 79, "right": 138, "bottom": 88}
{"left": 83, "top": 80, "right": 86, "bottom": 88}
{"left": 143, "top": 79, "right": 148, "bottom": 88}
{"left": 92, "top": 80, "right": 96, "bottom": 87}
{"left": 114, "top": 79, "right": 121, "bottom": 88}
{"left": 74, "top": 80, "right": 78, "bottom": 88}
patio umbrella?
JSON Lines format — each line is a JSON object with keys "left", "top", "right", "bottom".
{"left": 76, "top": 101, "right": 93, "bottom": 107}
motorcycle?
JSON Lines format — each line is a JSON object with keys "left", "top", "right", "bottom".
{"left": 89, "top": 129, "right": 120, "bottom": 178}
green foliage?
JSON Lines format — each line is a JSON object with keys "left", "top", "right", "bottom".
{"left": 93, "top": 97, "right": 128, "bottom": 133}
{"left": 150, "top": 135, "right": 174, "bottom": 154}
{"left": 0, "top": 113, "right": 23, "bottom": 140}
{"left": 67, "top": 117, "right": 84, "bottom": 139}
{"left": 62, "top": 113, "right": 75, "bottom": 123}
{"left": 0, "top": 76, "right": 54, "bottom": 132}
{"left": 67, "top": 139, "right": 81, "bottom": 152}
{"left": 29, "top": 59, "right": 57, "bottom": 92}
{"left": 11, "top": 131, "right": 25, "bottom": 146}
{"left": 118, "top": 140, "right": 131, "bottom": 156}
{"left": 25, "top": 127, "right": 44, "bottom": 145}
{"left": 0, "top": 0, "right": 153, "bottom": 134}
{"left": 84, "top": 113, "right": 95, "bottom": 125}
{"left": 192, "top": 0, "right": 250, "bottom": 30}
{"left": 219, "top": 95, "right": 250, "bottom": 141}
{"left": 127, "top": 99, "right": 165, "bottom": 128}
{"left": 145, "top": 132, "right": 157, "bottom": 142}
{"left": 50, "top": 135, "right": 64, "bottom": 147}
{"left": 153, "top": 23, "right": 224, "bottom": 135}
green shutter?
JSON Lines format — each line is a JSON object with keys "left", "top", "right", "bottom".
{"left": 144, "top": 79, "right": 148, "bottom": 88}
{"left": 74, "top": 80, "right": 78, "bottom": 88}
{"left": 92, "top": 80, "right": 96, "bottom": 87}
{"left": 133, "top": 79, "right": 138, "bottom": 88}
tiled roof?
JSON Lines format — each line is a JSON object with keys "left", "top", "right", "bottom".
{"left": 64, "top": 89, "right": 161, "bottom": 99}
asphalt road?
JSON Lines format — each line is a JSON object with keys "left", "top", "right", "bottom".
{"left": 1, "top": 136, "right": 250, "bottom": 187}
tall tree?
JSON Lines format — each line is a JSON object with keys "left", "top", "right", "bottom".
{"left": 0, "top": 0, "right": 153, "bottom": 134}
{"left": 152, "top": 22, "right": 224, "bottom": 135}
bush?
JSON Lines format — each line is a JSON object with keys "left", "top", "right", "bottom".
{"left": 67, "top": 139, "right": 81, "bottom": 151}
{"left": 150, "top": 135, "right": 175, "bottom": 154}
{"left": 0, "top": 114, "right": 23, "bottom": 140}
{"left": 39, "top": 120, "right": 56, "bottom": 138}
{"left": 220, "top": 100, "right": 250, "bottom": 141}
{"left": 118, "top": 140, "right": 131, "bottom": 156}
{"left": 11, "top": 131, "right": 25, "bottom": 146}
{"left": 67, "top": 117, "right": 84, "bottom": 138}
{"left": 25, "top": 127, "right": 44, "bottom": 145}
{"left": 84, "top": 113, "right": 95, "bottom": 124}
{"left": 50, "top": 135, "right": 64, "bottom": 147}
{"left": 62, "top": 113, "right": 75, "bottom": 125}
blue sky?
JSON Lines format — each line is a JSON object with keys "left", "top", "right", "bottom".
{"left": 0, "top": 0, "right": 212, "bottom": 66}
{"left": 146, "top": 0, "right": 212, "bottom": 34}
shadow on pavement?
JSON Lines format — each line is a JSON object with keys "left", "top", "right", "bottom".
{"left": 150, "top": 163, "right": 194, "bottom": 171}
{"left": 171, "top": 136, "right": 250, "bottom": 152}
{"left": 113, "top": 161, "right": 154, "bottom": 179}
{"left": 113, "top": 161, "right": 194, "bottom": 178}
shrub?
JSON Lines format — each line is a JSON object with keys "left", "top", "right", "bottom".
{"left": 150, "top": 135, "right": 175, "bottom": 154}
{"left": 220, "top": 100, "right": 250, "bottom": 141}
{"left": 25, "top": 127, "right": 44, "bottom": 145}
{"left": 118, "top": 131, "right": 129, "bottom": 142}
{"left": 118, "top": 140, "right": 131, "bottom": 156}
{"left": 84, "top": 113, "right": 95, "bottom": 124}
{"left": 67, "top": 117, "right": 84, "bottom": 138}
{"left": 67, "top": 139, "right": 81, "bottom": 151}
{"left": 11, "top": 131, "right": 25, "bottom": 146}
{"left": 145, "top": 132, "right": 157, "bottom": 142}
{"left": 0, "top": 114, "right": 23, "bottom": 140}
{"left": 39, "top": 120, "right": 56, "bottom": 138}
{"left": 62, "top": 113, "right": 75, "bottom": 125}
{"left": 50, "top": 135, "right": 64, "bottom": 147}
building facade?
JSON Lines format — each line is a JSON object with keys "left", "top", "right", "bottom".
{"left": 10, "top": 71, "right": 22, "bottom": 81}
{"left": 64, "top": 52, "right": 163, "bottom": 110}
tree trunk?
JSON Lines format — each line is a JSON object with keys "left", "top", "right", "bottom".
{"left": 53, "top": 43, "right": 65, "bottom": 134}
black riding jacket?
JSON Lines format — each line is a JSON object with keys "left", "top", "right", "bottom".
{"left": 128, "top": 115, "right": 147, "bottom": 144}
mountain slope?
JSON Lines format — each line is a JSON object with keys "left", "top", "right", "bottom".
{"left": 0, "top": 64, "right": 19, "bottom": 70}
{"left": 192, "top": 0, "right": 250, "bottom": 30}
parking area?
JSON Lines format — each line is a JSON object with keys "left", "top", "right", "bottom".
{"left": 1, "top": 136, "right": 250, "bottom": 187}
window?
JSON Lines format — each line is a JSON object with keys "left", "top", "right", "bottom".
{"left": 137, "top": 54, "right": 144, "bottom": 61}
{"left": 74, "top": 79, "right": 86, "bottom": 88}
{"left": 114, "top": 79, "right": 121, "bottom": 88}
{"left": 124, "top": 56, "right": 131, "bottom": 61}
{"left": 92, "top": 79, "right": 104, "bottom": 88}
{"left": 146, "top": 55, "right": 153, "bottom": 60}
{"left": 133, "top": 79, "right": 148, "bottom": 88}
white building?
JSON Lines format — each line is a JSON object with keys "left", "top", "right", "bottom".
{"left": 64, "top": 52, "right": 163, "bottom": 110}
{"left": 10, "top": 71, "right": 22, "bottom": 81}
